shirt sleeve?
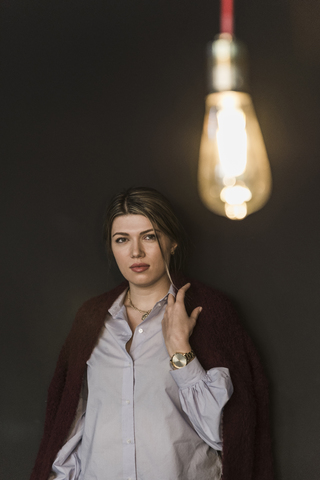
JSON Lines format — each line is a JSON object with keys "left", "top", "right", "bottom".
{"left": 170, "top": 357, "right": 233, "bottom": 451}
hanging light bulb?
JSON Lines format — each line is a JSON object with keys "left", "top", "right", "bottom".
{"left": 198, "top": 0, "right": 272, "bottom": 220}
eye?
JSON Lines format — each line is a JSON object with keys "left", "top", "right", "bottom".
{"left": 115, "top": 237, "right": 128, "bottom": 244}
{"left": 144, "top": 234, "right": 157, "bottom": 241}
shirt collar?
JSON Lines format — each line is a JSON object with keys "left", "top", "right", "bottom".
{"left": 108, "top": 283, "right": 176, "bottom": 319}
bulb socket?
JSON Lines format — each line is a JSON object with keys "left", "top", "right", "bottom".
{"left": 207, "top": 34, "right": 249, "bottom": 93}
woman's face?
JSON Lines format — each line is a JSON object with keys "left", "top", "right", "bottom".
{"left": 111, "top": 214, "right": 176, "bottom": 288}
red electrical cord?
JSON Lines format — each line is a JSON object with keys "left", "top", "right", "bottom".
{"left": 220, "top": 0, "right": 234, "bottom": 35}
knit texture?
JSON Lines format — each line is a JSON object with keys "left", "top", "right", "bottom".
{"left": 30, "top": 275, "right": 274, "bottom": 480}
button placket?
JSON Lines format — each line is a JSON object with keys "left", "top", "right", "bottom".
{"left": 122, "top": 359, "right": 135, "bottom": 480}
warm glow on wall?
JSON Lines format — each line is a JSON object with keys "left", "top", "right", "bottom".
{"left": 198, "top": 1, "right": 272, "bottom": 220}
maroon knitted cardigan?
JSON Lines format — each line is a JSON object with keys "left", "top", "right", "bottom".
{"left": 30, "top": 275, "right": 274, "bottom": 480}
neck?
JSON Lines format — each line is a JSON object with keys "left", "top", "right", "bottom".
{"left": 127, "top": 274, "right": 171, "bottom": 311}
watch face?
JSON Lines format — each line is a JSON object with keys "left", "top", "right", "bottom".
{"left": 172, "top": 353, "right": 187, "bottom": 368}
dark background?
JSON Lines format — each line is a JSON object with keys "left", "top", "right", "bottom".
{"left": 1, "top": 1, "right": 320, "bottom": 479}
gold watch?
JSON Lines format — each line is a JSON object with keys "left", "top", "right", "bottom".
{"left": 170, "top": 350, "right": 196, "bottom": 369}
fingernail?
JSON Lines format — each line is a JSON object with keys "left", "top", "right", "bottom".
{"left": 199, "top": 307, "right": 202, "bottom": 312}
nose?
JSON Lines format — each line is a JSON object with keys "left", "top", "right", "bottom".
{"left": 130, "top": 238, "right": 145, "bottom": 258}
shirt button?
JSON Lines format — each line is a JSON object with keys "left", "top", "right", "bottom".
{"left": 126, "top": 400, "right": 130, "bottom": 404}
{"left": 138, "top": 328, "right": 143, "bottom": 333}
{"left": 127, "top": 439, "right": 132, "bottom": 444}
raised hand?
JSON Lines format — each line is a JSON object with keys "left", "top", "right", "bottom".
{"left": 162, "top": 283, "right": 202, "bottom": 357}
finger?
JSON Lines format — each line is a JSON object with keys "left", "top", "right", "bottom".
{"left": 190, "top": 306, "right": 202, "bottom": 322}
{"left": 176, "top": 283, "right": 191, "bottom": 303}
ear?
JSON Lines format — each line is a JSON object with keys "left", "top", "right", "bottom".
{"left": 170, "top": 242, "right": 178, "bottom": 254}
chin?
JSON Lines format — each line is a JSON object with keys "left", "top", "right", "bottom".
{"left": 126, "top": 270, "right": 167, "bottom": 287}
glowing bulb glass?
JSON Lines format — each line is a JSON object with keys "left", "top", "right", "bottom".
{"left": 198, "top": 91, "right": 272, "bottom": 219}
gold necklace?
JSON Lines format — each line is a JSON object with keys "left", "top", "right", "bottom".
{"left": 127, "top": 289, "right": 152, "bottom": 321}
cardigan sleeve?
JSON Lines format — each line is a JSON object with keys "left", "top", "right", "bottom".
{"left": 185, "top": 280, "right": 275, "bottom": 480}
{"left": 219, "top": 300, "right": 275, "bottom": 480}
{"left": 30, "top": 342, "right": 69, "bottom": 480}
{"left": 243, "top": 330, "right": 274, "bottom": 479}
{"left": 29, "top": 286, "right": 129, "bottom": 480}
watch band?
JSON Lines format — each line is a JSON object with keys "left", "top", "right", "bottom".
{"left": 170, "top": 350, "right": 196, "bottom": 370}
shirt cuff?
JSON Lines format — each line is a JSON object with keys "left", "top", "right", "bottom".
{"left": 170, "top": 357, "right": 207, "bottom": 389}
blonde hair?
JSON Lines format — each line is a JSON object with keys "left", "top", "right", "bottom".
{"left": 103, "top": 187, "right": 187, "bottom": 280}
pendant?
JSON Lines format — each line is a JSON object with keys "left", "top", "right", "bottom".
{"left": 142, "top": 313, "right": 149, "bottom": 321}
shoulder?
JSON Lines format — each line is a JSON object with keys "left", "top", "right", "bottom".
{"left": 173, "top": 271, "right": 227, "bottom": 298}
{"left": 76, "top": 281, "right": 128, "bottom": 317}
{"left": 190, "top": 279, "right": 239, "bottom": 323}
{"left": 181, "top": 277, "right": 246, "bottom": 347}
{"left": 188, "top": 278, "right": 230, "bottom": 304}
{"left": 174, "top": 273, "right": 235, "bottom": 316}
{"left": 65, "top": 281, "right": 128, "bottom": 347}
{"left": 185, "top": 279, "right": 246, "bottom": 369}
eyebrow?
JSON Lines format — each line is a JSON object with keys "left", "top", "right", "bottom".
{"left": 112, "top": 229, "right": 160, "bottom": 237}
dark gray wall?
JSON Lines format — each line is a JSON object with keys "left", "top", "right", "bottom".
{"left": 1, "top": 1, "right": 320, "bottom": 479}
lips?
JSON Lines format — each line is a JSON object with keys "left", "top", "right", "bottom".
{"left": 130, "top": 263, "right": 150, "bottom": 273}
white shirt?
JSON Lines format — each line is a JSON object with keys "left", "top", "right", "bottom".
{"left": 52, "top": 285, "right": 233, "bottom": 480}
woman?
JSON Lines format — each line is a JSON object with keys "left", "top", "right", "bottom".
{"left": 30, "top": 187, "right": 274, "bottom": 480}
